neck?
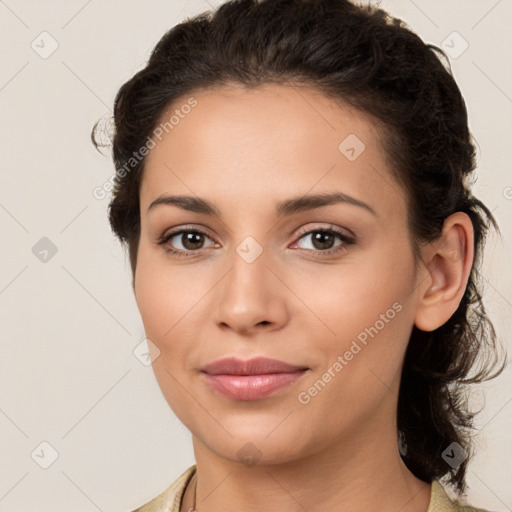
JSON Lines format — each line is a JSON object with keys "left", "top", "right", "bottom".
{"left": 181, "top": 422, "right": 432, "bottom": 512}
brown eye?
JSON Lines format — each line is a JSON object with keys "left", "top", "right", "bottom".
{"left": 309, "top": 231, "right": 337, "bottom": 250}
{"left": 179, "top": 231, "right": 206, "bottom": 251}
{"left": 293, "top": 225, "right": 356, "bottom": 256}
{"left": 157, "top": 228, "right": 217, "bottom": 256}
{"left": 295, "top": 228, "right": 353, "bottom": 254}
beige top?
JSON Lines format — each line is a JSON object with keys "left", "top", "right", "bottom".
{"left": 131, "top": 465, "right": 492, "bottom": 512}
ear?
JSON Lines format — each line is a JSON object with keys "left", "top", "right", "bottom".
{"left": 414, "top": 212, "right": 474, "bottom": 332}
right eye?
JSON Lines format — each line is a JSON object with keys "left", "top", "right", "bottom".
{"left": 157, "top": 228, "right": 218, "bottom": 256}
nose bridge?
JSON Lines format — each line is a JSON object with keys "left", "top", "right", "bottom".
{"left": 213, "top": 235, "right": 287, "bottom": 332}
{"left": 225, "top": 236, "right": 271, "bottom": 307}
{"left": 234, "top": 236, "right": 268, "bottom": 289}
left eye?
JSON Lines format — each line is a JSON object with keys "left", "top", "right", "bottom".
{"left": 293, "top": 228, "right": 353, "bottom": 253}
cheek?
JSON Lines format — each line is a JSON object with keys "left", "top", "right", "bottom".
{"left": 296, "top": 304, "right": 411, "bottom": 438}
{"left": 291, "top": 260, "right": 405, "bottom": 341}
{"left": 133, "top": 247, "right": 219, "bottom": 390}
{"left": 134, "top": 246, "right": 199, "bottom": 342}
{"left": 134, "top": 259, "right": 168, "bottom": 342}
{"left": 134, "top": 252, "right": 196, "bottom": 414}
{"left": 296, "top": 259, "right": 413, "bottom": 392}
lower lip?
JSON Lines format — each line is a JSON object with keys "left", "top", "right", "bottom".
{"left": 202, "top": 371, "right": 307, "bottom": 400}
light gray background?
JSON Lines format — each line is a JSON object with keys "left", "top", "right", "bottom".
{"left": 0, "top": 1, "right": 510, "bottom": 511}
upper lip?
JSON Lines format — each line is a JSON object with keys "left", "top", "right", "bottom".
{"left": 201, "top": 357, "right": 308, "bottom": 376}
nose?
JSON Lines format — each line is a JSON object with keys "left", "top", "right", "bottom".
{"left": 213, "top": 246, "right": 290, "bottom": 337}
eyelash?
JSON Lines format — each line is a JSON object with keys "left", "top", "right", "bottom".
{"left": 156, "top": 225, "right": 355, "bottom": 258}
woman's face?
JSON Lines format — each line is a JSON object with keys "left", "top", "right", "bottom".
{"left": 134, "top": 83, "right": 425, "bottom": 464}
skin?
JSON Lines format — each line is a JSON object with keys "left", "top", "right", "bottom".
{"left": 133, "top": 83, "right": 474, "bottom": 512}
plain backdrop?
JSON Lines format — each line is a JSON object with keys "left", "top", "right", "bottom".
{"left": 0, "top": 1, "right": 511, "bottom": 511}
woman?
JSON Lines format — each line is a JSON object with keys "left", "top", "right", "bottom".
{"left": 92, "top": 0, "right": 506, "bottom": 511}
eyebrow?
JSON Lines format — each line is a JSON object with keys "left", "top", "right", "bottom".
{"left": 147, "top": 191, "right": 378, "bottom": 218}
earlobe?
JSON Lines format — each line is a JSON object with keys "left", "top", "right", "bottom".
{"left": 413, "top": 212, "right": 474, "bottom": 332}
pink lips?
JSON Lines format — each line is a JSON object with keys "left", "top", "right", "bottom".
{"left": 201, "top": 357, "right": 309, "bottom": 401}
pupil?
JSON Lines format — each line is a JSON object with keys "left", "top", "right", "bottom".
{"left": 183, "top": 232, "right": 203, "bottom": 250}
{"left": 313, "top": 232, "right": 333, "bottom": 250}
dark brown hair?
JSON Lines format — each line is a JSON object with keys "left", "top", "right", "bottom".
{"left": 92, "top": 0, "right": 506, "bottom": 495}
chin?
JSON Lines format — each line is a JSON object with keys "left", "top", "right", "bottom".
{"left": 192, "top": 422, "right": 318, "bottom": 466}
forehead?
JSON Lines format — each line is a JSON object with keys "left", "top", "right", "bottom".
{"left": 140, "top": 83, "right": 406, "bottom": 221}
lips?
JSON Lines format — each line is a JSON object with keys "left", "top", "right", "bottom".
{"left": 201, "top": 356, "right": 308, "bottom": 376}
{"left": 200, "top": 357, "right": 309, "bottom": 401}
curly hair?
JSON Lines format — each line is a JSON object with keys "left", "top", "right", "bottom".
{"left": 92, "top": 0, "right": 506, "bottom": 495}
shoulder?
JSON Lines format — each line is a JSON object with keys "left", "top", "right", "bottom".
{"left": 130, "top": 464, "right": 197, "bottom": 512}
{"left": 429, "top": 480, "right": 495, "bottom": 512}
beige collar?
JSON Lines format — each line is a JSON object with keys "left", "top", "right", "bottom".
{"left": 132, "top": 464, "right": 489, "bottom": 512}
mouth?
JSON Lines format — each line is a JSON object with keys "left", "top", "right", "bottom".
{"left": 200, "top": 356, "right": 309, "bottom": 401}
